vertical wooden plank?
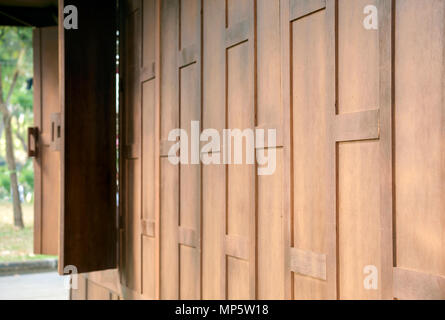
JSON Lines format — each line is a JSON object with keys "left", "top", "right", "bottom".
{"left": 33, "top": 28, "right": 42, "bottom": 254}
{"left": 202, "top": 0, "right": 226, "bottom": 300}
{"left": 160, "top": 0, "right": 179, "bottom": 299}
{"left": 395, "top": 0, "right": 445, "bottom": 281}
{"left": 291, "top": 7, "right": 330, "bottom": 300}
{"left": 336, "top": 0, "right": 381, "bottom": 300}
{"left": 225, "top": 0, "right": 256, "bottom": 300}
{"left": 33, "top": 26, "right": 60, "bottom": 256}
{"left": 178, "top": 0, "right": 202, "bottom": 300}
{"left": 123, "top": 0, "right": 142, "bottom": 294}
{"left": 140, "top": 0, "right": 160, "bottom": 300}
{"left": 324, "top": 0, "right": 338, "bottom": 300}
{"left": 378, "top": 0, "right": 394, "bottom": 300}
{"left": 279, "top": 0, "right": 292, "bottom": 300}
{"left": 256, "top": 0, "right": 284, "bottom": 300}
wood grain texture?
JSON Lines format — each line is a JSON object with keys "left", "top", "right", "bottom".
{"left": 59, "top": 0, "right": 117, "bottom": 274}
{"left": 395, "top": 0, "right": 445, "bottom": 292}
{"left": 394, "top": 268, "right": 445, "bottom": 300}
{"left": 33, "top": 26, "right": 60, "bottom": 256}
{"left": 71, "top": 0, "right": 445, "bottom": 301}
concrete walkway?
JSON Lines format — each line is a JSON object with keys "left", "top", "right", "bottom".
{"left": 0, "top": 272, "right": 69, "bottom": 300}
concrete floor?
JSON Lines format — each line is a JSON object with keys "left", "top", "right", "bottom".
{"left": 0, "top": 272, "right": 69, "bottom": 300}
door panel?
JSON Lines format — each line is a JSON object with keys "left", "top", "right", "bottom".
{"left": 33, "top": 26, "right": 60, "bottom": 256}
{"left": 58, "top": 0, "right": 117, "bottom": 274}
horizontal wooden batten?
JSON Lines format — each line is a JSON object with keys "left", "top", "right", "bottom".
{"left": 160, "top": 140, "right": 176, "bottom": 158}
{"left": 290, "top": 0, "right": 326, "bottom": 22}
{"left": 255, "top": 124, "right": 283, "bottom": 149}
{"left": 178, "top": 44, "right": 198, "bottom": 68}
{"left": 178, "top": 227, "right": 198, "bottom": 248}
{"left": 141, "top": 220, "right": 155, "bottom": 238}
{"left": 225, "top": 20, "right": 250, "bottom": 49}
{"left": 140, "top": 62, "right": 155, "bottom": 82}
{"left": 289, "top": 248, "right": 327, "bottom": 281}
{"left": 224, "top": 235, "right": 249, "bottom": 261}
{"left": 334, "top": 109, "right": 380, "bottom": 142}
{"left": 393, "top": 268, "right": 445, "bottom": 300}
{"left": 124, "top": 144, "right": 140, "bottom": 160}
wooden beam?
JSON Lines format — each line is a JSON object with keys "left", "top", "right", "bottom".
{"left": 289, "top": 248, "right": 327, "bottom": 281}
{"left": 225, "top": 20, "right": 250, "bottom": 48}
{"left": 225, "top": 235, "right": 249, "bottom": 261}
{"left": 334, "top": 109, "right": 380, "bottom": 142}
{"left": 178, "top": 227, "right": 198, "bottom": 248}
{"left": 394, "top": 268, "right": 445, "bottom": 300}
{"left": 290, "top": 0, "right": 326, "bottom": 22}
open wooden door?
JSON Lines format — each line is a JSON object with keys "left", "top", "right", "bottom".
{"left": 57, "top": 0, "right": 117, "bottom": 274}
{"left": 32, "top": 1, "right": 117, "bottom": 275}
{"left": 32, "top": 26, "right": 60, "bottom": 256}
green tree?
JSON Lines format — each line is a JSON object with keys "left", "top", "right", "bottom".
{"left": 0, "top": 27, "right": 33, "bottom": 229}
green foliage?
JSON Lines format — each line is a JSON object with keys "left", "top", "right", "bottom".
{"left": 0, "top": 26, "right": 34, "bottom": 203}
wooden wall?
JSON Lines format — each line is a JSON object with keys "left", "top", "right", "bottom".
{"left": 72, "top": 0, "right": 445, "bottom": 300}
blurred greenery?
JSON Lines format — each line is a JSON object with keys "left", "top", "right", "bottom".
{"left": 0, "top": 27, "right": 40, "bottom": 262}
{"left": 0, "top": 26, "right": 34, "bottom": 204}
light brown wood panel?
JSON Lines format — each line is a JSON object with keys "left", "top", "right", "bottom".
{"left": 225, "top": 0, "right": 256, "bottom": 300}
{"left": 290, "top": 8, "right": 331, "bottom": 300}
{"left": 178, "top": 1, "right": 202, "bottom": 300}
{"left": 122, "top": 0, "right": 142, "bottom": 295}
{"left": 33, "top": 26, "right": 60, "bottom": 256}
{"left": 159, "top": 0, "right": 180, "bottom": 300}
{"left": 202, "top": 0, "right": 226, "bottom": 300}
{"left": 160, "top": 158, "right": 179, "bottom": 299}
{"left": 338, "top": 141, "right": 381, "bottom": 299}
{"left": 71, "top": 0, "right": 445, "bottom": 301}
{"left": 395, "top": 0, "right": 445, "bottom": 283}
{"left": 256, "top": 0, "right": 284, "bottom": 300}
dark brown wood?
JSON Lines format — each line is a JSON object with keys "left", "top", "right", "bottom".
{"left": 59, "top": 0, "right": 117, "bottom": 274}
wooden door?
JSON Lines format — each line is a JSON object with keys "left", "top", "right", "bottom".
{"left": 58, "top": 0, "right": 117, "bottom": 274}
{"left": 33, "top": 26, "right": 60, "bottom": 256}
{"left": 281, "top": 0, "right": 393, "bottom": 299}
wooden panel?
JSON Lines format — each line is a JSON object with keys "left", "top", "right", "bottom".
{"left": 124, "top": 160, "right": 141, "bottom": 292}
{"left": 338, "top": 140, "right": 380, "bottom": 299}
{"left": 160, "top": 158, "right": 179, "bottom": 299}
{"left": 142, "top": 235, "right": 156, "bottom": 299}
{"left": 394, "top": 268, "right": 445, "bottom": 300}
{"left": 395, "top": 0, "right": 445, "bottom": 283}
{"left": 122, "top": 0, "right": 142, "bottom": 295}
{"left": 225, "top": 0, "right": 256, "bottom": 299}
{"left": 160, "top": 0, "right": 179, "bottom": 299}
{"left": 257, "top": 0, "right": 284, "bottom": 300}
{"left": 290, "top": 8, "right": 331, "bottom": 300}
{"left": 59, "top": 0, "right": 117, "bottom": 274}
{"left": 178, "top": 0, "right": 202, "bottom": 300}
{"left": 336, "top": 0, "right": 383, "bottom": 300}
{"left": 33, "top": 26, "right": 60, "bottom": 256}
{"left": 202, "top": 0, "right": 226, "bottom": 300}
